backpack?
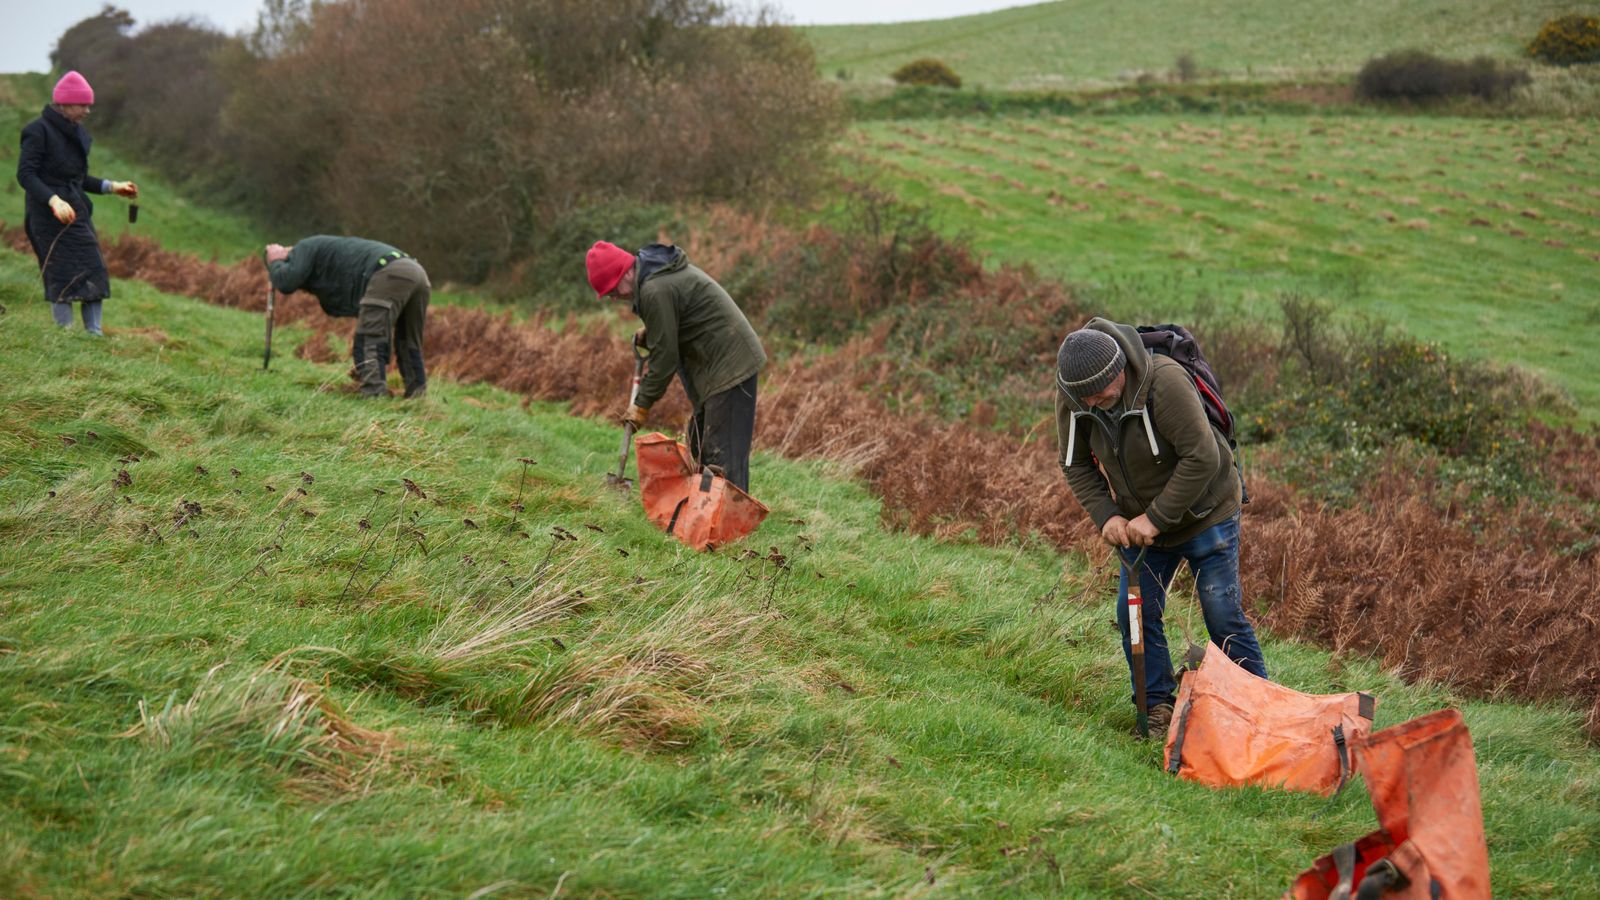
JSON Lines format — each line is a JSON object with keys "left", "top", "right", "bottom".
{"left": 1136, "top": 323, "right": 1248, "bottom": 503}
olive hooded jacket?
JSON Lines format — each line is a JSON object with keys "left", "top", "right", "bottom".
{"left": 631, "top": 244, "right": 766, "bottom": 411}
{"left": 1055, "top": 317, "right": 1240, "bottom": 547}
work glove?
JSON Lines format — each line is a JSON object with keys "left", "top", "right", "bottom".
{"left": 621, "top": 403, "right": 648, "bottom": 428}
{"left": 110, "top": 181, "right": 139, "bottom": 198}
{"left": 264, "top": 243, "right": 290, "bottom": 264}
{"left": 48, "top": 195, "right": 76, "bottom": 225}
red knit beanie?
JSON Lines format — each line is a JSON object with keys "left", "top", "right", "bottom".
{"left": 585, "top": 241, "right": 635, "bottom": 298}
{"left": 53, "top": 71, "right": 95, "bottom": 105}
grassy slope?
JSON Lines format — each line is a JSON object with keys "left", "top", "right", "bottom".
{"left": 806, "top": 0, "right": 1576, "bottom": 88}
{"left": 3, "top": 244, "right": 1600, "bottom": 894}
{"left": 843, "top": 114, "right": 1600, "bottom": 419}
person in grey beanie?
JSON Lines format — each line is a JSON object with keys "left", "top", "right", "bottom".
{"left": 1055, "top": 317, "right": 1267, "bottom": 739}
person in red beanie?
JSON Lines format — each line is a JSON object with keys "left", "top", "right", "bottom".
{"left": 586, "top": 240, "right": 767, "bottom": 491}
{"left": 16, "top": 70, "right": 138, "bottom": 335}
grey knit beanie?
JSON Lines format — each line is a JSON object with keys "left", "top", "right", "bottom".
{"left": 1056, "top": 329, "right": 1126, "bottom": 399}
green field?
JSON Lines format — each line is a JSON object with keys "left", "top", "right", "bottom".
{"left": 844, "top": 114, "right": 1600, "bottom": 418}
{"left": 3, "top": 243, "right": 1598, "bottom": 894}
{"left": 807, "top": 0, "right": 1577, "bottom": 88}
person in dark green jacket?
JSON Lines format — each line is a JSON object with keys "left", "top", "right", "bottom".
{"left": 1055, "top": 317, "right": 1266, "bottom": 739}
{"left": 586, "top": 241, "right": 767, "bottom": 491}
{"left": 264, "top": 235, "right": 430, "bottom": 398}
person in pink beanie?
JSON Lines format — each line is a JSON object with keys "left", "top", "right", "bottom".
{"left": 16, "top": 70, "right": 139, "bottom": 335}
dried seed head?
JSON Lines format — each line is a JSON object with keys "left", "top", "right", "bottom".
{"left": 195, "top": 465, "right": 209, "bottom": 475}
{"left": 230, "top": 467, "right": 242, "bottom": 477}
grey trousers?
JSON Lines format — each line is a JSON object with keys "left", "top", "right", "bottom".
{"left": 352, "top": 258, "right": 430, "bottom": 397}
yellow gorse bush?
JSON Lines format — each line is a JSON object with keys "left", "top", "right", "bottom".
{"left": 1528, "top": 14, "right": 1600, "bottom": 66}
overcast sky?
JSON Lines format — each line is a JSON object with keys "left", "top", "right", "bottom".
{"left": 2, "top": 1, "right": 1038, "bottom": 75}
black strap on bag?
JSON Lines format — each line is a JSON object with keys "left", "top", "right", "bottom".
{"left": 1354, "top": 858, "right": 1409, "bottom": 900}
{"left": 1165, "top": 698, "right": 1194, "bottom": 775}
{"left": 1332, "top": 724, "right": 1352, "bottom": 796}
{"left": 1331, "top": 842, "right": 1358, "bottom": 900}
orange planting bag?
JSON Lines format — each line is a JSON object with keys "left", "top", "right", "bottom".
{"left": 1287, "top": 708, "right": 1490, "bottom": 899}
{"left": 634, "top": 432, "right": 768, "bottom": 551}
{"left": 1164, "top": 642, "right": 1377, "bottom": 796}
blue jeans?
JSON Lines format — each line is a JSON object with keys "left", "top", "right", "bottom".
{"left": 1116, "top": 515, "right": 1267, "bottom": 709}
{"left": 51, "top": 300, "right": 103, "bottom": 335}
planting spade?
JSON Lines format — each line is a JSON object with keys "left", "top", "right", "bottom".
{"left": 262, "top": 281, "right": 276, "bottom": 371}
{"left": 606, "top": 337, "right": 648, "bottom": 491}
{"left": 1124, "top": 546, "right": 1149, "bottom": 739}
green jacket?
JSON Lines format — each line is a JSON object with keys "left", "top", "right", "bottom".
{"left": 1055, "top": 318, "right": 1240, "bottom": 546}
{"left": 632, "top": 245, "right": 766, "bottom": 410}
{"left": 267, "top": 235, "right": 404, "bottom": 318}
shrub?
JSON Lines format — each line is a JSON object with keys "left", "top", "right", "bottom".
{"left": 1171, "top": 53, "right": 1199, "bottom": 83}
{"left": 891, "top": 58, "right": 962, "bottom": 89}
{"left": 1355, "top": 49, "right": 1530, "bottom": 104}
{"left": 1527, "top": 14, "right": 1600, "bottom": 66}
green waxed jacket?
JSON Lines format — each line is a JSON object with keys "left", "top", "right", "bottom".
{"left": 632, "top": 245, "right": 767, "bottom": 410}
{"left": 1055, "top": 318, "right": 1240, "bottom": 546}
{"left": 267, "top": 235, "right": 404, "bottom": 318}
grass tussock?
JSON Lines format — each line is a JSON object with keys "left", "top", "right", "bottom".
{"left": 420, "top": 548, "right": 601, "bottom": 665}
{"left": 135, "top": 660, "right": 401, "bottom": 798}
{"left": 497, "top": 596, "right": 769, "bottom": 750}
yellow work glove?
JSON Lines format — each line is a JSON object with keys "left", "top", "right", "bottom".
{"left": 110, "top": 181, "right": 139, "bottom": 198}
{"left": 48, "top": 195, "right": 76, "bottom": 225}
{"left": 622, "top": 404, "right": 648, "bottom": 428}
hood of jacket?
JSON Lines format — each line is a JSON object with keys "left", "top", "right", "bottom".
{"left": 1059, "top": 317, "right": 1155, "bottom": 414}
{"left": 40, "top": 104, "right": 92, "bottom": 162}
{"left": 631, "top": 244, "right": 687, "bottom": 316}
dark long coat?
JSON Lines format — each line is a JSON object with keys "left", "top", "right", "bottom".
{"left": 16, "top": 105, "right": 111, "bottom": 303}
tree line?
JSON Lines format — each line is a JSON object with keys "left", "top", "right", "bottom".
{"left": 52, "top": 1, "right": 841, "bottom": 281}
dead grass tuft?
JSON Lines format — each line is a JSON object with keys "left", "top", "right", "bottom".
{"left": 134, "top": 660, "right": 401, "bottom": 798}
{"left": 501, "top": 598, "right": 766, "bottom": 750}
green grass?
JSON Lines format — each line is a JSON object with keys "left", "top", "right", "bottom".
{"left": 807, "top": 0, "right": 1578, "bottom": 89}
{"left": 2, "top": 242, "right": 1599, "bottom": 896}
{"left": 844, "top": 113, "right": 1600, "bottom": 419}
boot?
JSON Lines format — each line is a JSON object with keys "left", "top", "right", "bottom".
{"left": 1131, "top": 703, "right": 1175, "bottom": 741}
{"left": 398, "top": 346, "right": 427, "bottom": 399}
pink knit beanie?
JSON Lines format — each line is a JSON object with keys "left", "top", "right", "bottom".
{"left": 585, "top": 241, "right": 635, "bottom": 298}
{"left": 52, "top": 71, "right": 95, "bottom": 105}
